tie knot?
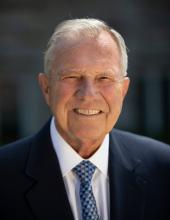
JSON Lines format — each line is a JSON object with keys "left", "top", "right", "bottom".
{"left": 73, "top": 160, "right": 96, "bottom": 184}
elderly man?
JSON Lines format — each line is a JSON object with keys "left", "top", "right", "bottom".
{"left": 0, "top": 18, "right": 170, "bottom": 220}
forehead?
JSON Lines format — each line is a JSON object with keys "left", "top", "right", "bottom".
{"left": 51, "top": 31, "right": 121, "bottom": 75}
{"left": 54, "top": 31, "right": 120, "bottom": 56}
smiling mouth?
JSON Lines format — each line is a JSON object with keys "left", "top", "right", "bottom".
{"left": 74, "top": 109, "right": 102, "bottom": 116}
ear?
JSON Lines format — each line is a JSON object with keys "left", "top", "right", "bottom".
{"left": 38, "top": 73, "right": 50, "bottom": 106}
{"left": 122, "top": 76, "right": 130, "bottom": 99}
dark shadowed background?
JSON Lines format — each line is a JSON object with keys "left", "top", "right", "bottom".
{"left": 0, "top": 0, "right": 170, "bottom": 145}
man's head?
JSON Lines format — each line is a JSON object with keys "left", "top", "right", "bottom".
{"left": 44, "top": 18, "right": 128, "bottom": 76}
{"left": 39, "top": 18, "right": 130, "bottom": 157}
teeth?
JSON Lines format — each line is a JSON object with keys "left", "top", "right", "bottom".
{"left": 75, "top": 109, "right": 100, "bottom": 115}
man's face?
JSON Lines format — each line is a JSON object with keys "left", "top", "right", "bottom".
{"left": 39, "top": 31, "right": 129, "bottom": 149}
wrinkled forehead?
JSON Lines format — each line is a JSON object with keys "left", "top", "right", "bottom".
{"left": 51, "top": 31, "right": 121, "bottom": 59}
{"left": 49, "top": 31, "right": 121, "bottom": 77}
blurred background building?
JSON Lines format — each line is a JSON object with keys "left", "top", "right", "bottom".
{"left": 0, "top": 0, "right": 170, "bottom": 145}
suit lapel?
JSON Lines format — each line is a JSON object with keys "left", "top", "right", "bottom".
{"left": 23, "top": 121, "right": 147, "bottom": 220}
{"left": 109, "top": 130, "right": 147, "bottom": 220}
{"left": 24, "top": 121, "right": 74, "bottom": 220}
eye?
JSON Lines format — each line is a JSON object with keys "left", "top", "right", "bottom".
{"left": 66, "top": 76, "right": 77, "bottom": 79}
{"left": 62, "top": 75, "right": 81, "bottom": 82}
{"left": 99, "top": 76, "right": 110, "bottom": 80}
{"left": 98, "top": 75, "right": 112, "bottom": 82}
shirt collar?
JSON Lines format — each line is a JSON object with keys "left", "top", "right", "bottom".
{"left": 50, "top": 117, "right": 109, "bottom": 178}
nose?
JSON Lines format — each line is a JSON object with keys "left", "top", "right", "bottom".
{"left": 76, "top": 79, "right": 97, "bottom": 99}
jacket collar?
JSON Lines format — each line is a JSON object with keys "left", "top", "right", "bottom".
{"left": 24, "top": 120, "right": 147, "bottom": 220}
{"left": 24, "top": 120, "right": 74, "bottom": 220}
{"left": 109, "top": 129, "right": 147, "bottom": 220}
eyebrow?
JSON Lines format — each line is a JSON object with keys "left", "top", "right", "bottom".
{"left": 58, "top": 69, "right": 86, "bottom": 76}
{"left": 58, "top": 68, "right": 118, "bottom": 76}
{"left": 59, "top": 70, "right": 82, "bottom": 76}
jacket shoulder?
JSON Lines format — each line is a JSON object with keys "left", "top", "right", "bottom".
{"left": 0, "top": 136, "right": 34, "bottom": 169}
{"left": 112, "top": 129, "right": 169, "bottom": 146}
{"left": 110, "top": 129, "right": 170, "bottom": 167}
{"left": 0, "top": 119, "right": 51, "bottom": 162}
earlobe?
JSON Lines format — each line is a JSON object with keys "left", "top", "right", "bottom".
{"left": 38, "top": 73, "right": 50, "bottom": 105}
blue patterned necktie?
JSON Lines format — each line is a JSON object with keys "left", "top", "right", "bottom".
{"left": 73, "top": 160, "right": 99, "bottom": 220}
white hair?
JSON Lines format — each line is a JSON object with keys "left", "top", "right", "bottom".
{"left": 44, "top": 18, "right": 128, "bottom": 76}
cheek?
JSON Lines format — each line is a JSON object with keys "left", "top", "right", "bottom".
{"left": 49, "top": 82, "right": 75, "bottom": 112}
{"left": 102, "top": 86, "right": 124, "bottom": 128}
{"left": 102, "top": 85, "right": 123, "bottom": 109}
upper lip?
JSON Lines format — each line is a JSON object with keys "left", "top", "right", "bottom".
{"left": 74, "top": 108, "right": 102, "bottom": 115}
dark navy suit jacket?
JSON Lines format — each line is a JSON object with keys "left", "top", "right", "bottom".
{"left": 0, "top": 120, "right": 170, "bottom": 220}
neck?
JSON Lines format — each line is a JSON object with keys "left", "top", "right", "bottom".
{"left": 54, "top": 120, "right": 106, "bottom": 158}
{"left": 72, "top": 138, "right": 105, "bottom": 158}
{"left": 76, "top": 142, "right": 101, "bottom": 159}
{"left": 62, "top": 133, "right": 105, "bottom": 158}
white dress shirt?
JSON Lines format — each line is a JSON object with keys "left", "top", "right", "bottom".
{"left": 50, "top": 117, "right": 110, "bottom": 220}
